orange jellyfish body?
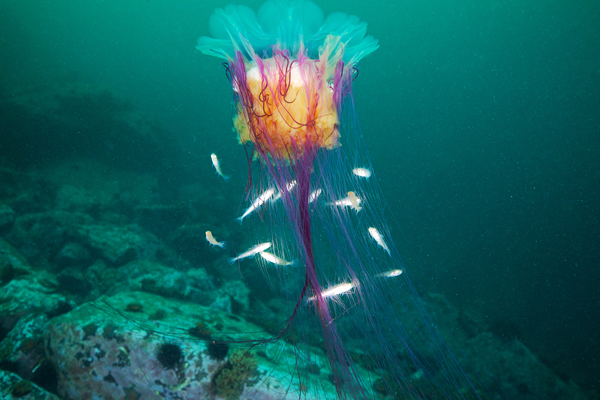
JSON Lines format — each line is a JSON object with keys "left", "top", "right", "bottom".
{"left": 233, "top": 45, "right": 342, "bottom": 161}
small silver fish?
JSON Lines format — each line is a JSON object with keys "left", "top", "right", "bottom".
{"left": 306, "top": 281, "right": 356, "bottom": 302}
{"left": 375, "top": 269, "right": 403, "bottom": 278}
{"left": 352, "top": 167, "right": 372, "bottom": 180}
{"left": 326, "top": 193, "right": 362, "bottom": 208}
{"left": 211, "top": 153, "right": 230, "bottom": 182}
{"left": 259, "top": 251, "right": 296, "bottom": 266}
{"left": 205, "top": 231, "right": 226, "bottom": 249}
{"left": 228, "top": 242, "right": 272, "bottom": 265}
{"left": 368, "top": 227, "right": 391, "bottom": 256}
{"left": 271, "top": 180, "right": 297, "bottom": 202}
{"left": 236, "top": 188, "right": 276, "bottom": 224}
{"left": 347, "top": 191, "right": 362, "bottom": 212}
{"left": 308, "top": 188, "right": 322, "bottom": 203}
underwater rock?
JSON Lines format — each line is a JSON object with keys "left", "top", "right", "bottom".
{"left": 186, "top": 267, "right": 217, "bottom": 292}
{"left": 75, "top": 223, "right": 165, "bottom": 266}
{"left": 54, "top": 184, "right": 106, "bottom": 214}
{"left": 168, "top": 222, "right": 224, "bottom": 265}
{"left": 214, "top": 280, "right": 251, "bottom": 315}
{"left": 7, "top": 213, "right": 66, "bottom": 264}
{"left": 134, "top": 204, "right": 187, "bottom": 239}
{"left": 209, "top": 291, "right": 236, "bottom": 316}
{"left": 0, "top": 167, "right": 21, "bottom": 200}
{"left": 6, "top": 211, "right": 93, "bottom": 267}
{"left": 42, "top": 158, "right": 165, "bottom": 222}
{"left": 0, "top": 203, "right": 15, "bottom": 231}
{"left": 0, "top": 81, "right": 185, "bottom": 176}
{"left": 54, "top": 242, "right": 92, "bottom": 269}
{"left": 0, "top": 313, "right": 48, "bottom": 382}
{"left": 45, "top": 291, "right": 367, "bottom": 399}
{"left": 57, "top": 268, "right": 92, "bottom": 298}
{"left": 246, "top": 299, "right": 289, "bottom": 337}
{"left": 102, "top": 259, "right": 216, "bottom": 305}
{"left": 0, "top": 237, "right": 33, "bottom": 280}
{"left": 82, "top": 259, "right": 126, "bottom": 298}
{"left": 461, "top": 333, "right": 587, "bottom": 399}
{"left": 0, "top": 273, "right": 73, "bottom": 335}
{"left": 185, "top": 267, "right": 218, "bottom": 305}
{"left": 0, "top": 370, "right": 60, "bottom": 400}
{"left": 0, "top": 171, "right": 56, "bottom": 216}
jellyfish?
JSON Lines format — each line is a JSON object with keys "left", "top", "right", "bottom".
{"left": 197, "top": 0, "right": 480, "bottom": 399}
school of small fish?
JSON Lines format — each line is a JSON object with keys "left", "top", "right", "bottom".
{"left": 204, "top": 158, "right": 399, "bottom": 303}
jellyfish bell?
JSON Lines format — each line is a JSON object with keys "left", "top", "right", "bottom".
{"left": 197, "top": 0, "right": 379, "bottom": 165}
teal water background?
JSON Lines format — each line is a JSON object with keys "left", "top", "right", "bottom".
{"left": 1, "top": 0, "right": 598, "bottom": 393}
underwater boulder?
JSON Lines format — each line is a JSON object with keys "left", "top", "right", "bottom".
{"left": 100, "top": 259, "right": 216, "bottom": 306}
{"left": 460, "top": 333, "right": 587, "bottom": 399}
{"left": 0, "top": 81, "right": 185, "bottom": 177}
{"left": 211, "top": 280, "right": 251, "bottom": 316}
{"left": 0, "top": 237, "right": 33, "bottom": 280}
{"left": 6, "top": 213, "right": 67, "bottom": 264}
{"left": 56, "top": 268, "right": 93, "bottom": 298}
{"left": 168, "top": 222, "right": 225, "bottom": 266}
{"left": 134, "top": 203, "right": 187, "bottom": 239}
{"left": 0, "top": 239, "right": 73, "bottom": 337}
{"left": 54, "top": 242, "right": 92, "bottom": 269}
{"left": 0, "top": 203, "right": 15, "bottom": 231}
{"left": 75, "top": 223, "right": 166, "bottom": 266}
{"left": 54, "top": 184, "right": 107, "bottom": 214}
{"left": 0, "top": 313, "right": 48, "bottom": 382}
{"left": 44, "top": 291, "right": 376, "bottom": 399}
{"left": 0, "top": 272, "right": 71, "bottom": 393}
{"left": 5, "top": 211, "right": 93, "bottom": 268}
{"left": 0, "top": 370, "right": 60, "bottom": 400}
{"left": 0, "top": 273, "right": 73, "bottom": 334}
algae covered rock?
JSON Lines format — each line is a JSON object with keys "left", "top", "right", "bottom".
{"left": 214, "top": 349, "right": 258, "bottom": 400}
{"left": 0, "top": 261, "right": 72, "bottom": 339}
{"left": 101, "top": 260, "right": 218, "bottom": 307}
{"left": 0, "top": 313, "right": 48, "bottom": 382}
{"left": 44, "top": 291, "right": 373, "bottom": 399}
{"left": 0, "top": 237, "right": 33, "bottom": 281}
{"left": 0, "top": 370, "right": 61, "bottom": 400}
{"left": 54, "top": 242, "right": 92, "bottom": 269}
{"left": 5, "top": 211, "right": 93, "bottom": 267}
{"left": 75, "top": 223, "right": 185, "bottom": 268}
{"left": 75, "top": 224, "right": 158, "bottom": 265}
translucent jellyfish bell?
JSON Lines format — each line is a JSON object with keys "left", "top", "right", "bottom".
{"left": 196, "top": 0, "right": 379, "bottom": 63}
